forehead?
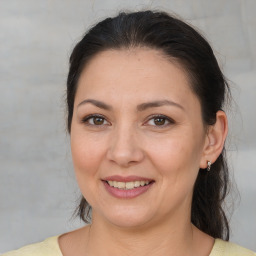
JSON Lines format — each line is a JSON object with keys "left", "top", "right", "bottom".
{"left": 75, "top": 48, "right": 199, "bottom": 111}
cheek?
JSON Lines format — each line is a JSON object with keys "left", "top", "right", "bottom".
{"left": 146, "top": 133, "right": 203, "bottom": 189}
{"left": 70, "top": 131, "right": 109, "bottom": 207}
{"left": 148, "top": 138, "right": 201, "bottom": 210}
{"left": 148, "top": 136, "right": 198, "bottom": 170}
{"left": 70, "top": 130, "right": 105, "bottom": 185}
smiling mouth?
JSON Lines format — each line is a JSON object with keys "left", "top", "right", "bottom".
{"left": 105, "top": 180, "right": 153, "bottom": 190}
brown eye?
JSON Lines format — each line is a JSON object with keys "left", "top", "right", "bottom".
{"left": 82, "top": 115, "right": 109, "bottom": 126}
{"left": 154, "top": 117, "right": 166, "bottom": 126}
{"left": 93, "top": 117, "right": 104, "bottom": 125}
{"left": 146, "top": 115, "right": 174, "bottom": 127}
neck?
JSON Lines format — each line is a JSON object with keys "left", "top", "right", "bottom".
{"left": 85, "top": 212, "right": 197, "bottom": 256}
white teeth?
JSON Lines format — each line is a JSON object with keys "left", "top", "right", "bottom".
{"left": 134, "top": 181, "right": 141, "bottom": 188}
{"left": 117, "top": 181, "right": 126, "bottom": 189}
{"left": 125, "top": 182, "right": 134, "bottom": 189}
{"left": 107, "top": 180, "right": 151, "bottom": 190}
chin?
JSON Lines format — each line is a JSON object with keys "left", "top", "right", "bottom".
{"left": 96, "top": 206, "right": 155, "bottom": 229}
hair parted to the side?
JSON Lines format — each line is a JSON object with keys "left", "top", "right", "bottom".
{"left": 67, "top": 10, "right": 231, "bottom": 240}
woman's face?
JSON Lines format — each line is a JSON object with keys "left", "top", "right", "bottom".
{"left": 71, "top": 48, "right": 209, "bottom": 228}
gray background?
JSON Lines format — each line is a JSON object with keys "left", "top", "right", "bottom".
{"left": 0, "top": 0, "right": 255, "bottom": 253}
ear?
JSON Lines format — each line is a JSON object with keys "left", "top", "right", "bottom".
{"left": 200, "top": 110, "right": 228, "bottom": 169}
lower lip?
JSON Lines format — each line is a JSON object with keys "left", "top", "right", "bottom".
{"left": 103, "top": 181, "right": 154, "bottom": 199}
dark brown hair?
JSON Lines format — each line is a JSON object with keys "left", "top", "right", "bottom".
{"left": 67, "top": 10, "right": 230, "bottom": 240}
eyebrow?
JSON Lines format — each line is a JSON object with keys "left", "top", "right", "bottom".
{"left": 77, "top": 99, "right": 113, "bottom": 110}
{"left": 77, "top": 99, "right": 184, "bottom": 111}
{"left": 137, "top": 100, "right": 184, "bottom": 111}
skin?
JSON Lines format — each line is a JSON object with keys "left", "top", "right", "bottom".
{"left": 59, "top": 48, "right": 228, "bottom": 256}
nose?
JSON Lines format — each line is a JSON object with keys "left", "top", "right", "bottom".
{"left": 106, "top": 125, "right": 144, "bottom": 167}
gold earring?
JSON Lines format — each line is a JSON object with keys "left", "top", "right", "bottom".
{"left": 207, "top": 161, "right": 212, "bottom": 171}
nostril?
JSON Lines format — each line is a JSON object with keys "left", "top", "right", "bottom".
{"left": 106, "top": 146, "right": 145, "bottom": 167}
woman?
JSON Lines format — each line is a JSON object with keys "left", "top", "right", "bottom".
{"left": 3, "top": 10, "right": 255, "bottom": 256}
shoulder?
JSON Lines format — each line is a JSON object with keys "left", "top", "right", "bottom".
{"left": 210, "top": 239, "right": 256, "bottom": 256}
{"left": 1, "top": 236, "right": 62, "bottom": 256}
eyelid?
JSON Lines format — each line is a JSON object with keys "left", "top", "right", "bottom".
{"left": 144, "top": 114, "right": 175, "bottom": 127}
{"left": 80, "top": 113, "right": 174, "bottom": 127}
{"left": 81, "top": 114, "right": 111, "bottom": 126}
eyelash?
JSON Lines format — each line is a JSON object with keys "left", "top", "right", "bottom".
{"left": 81, "top": 114, "right": 175, "bottom": 128}
{"left": 145, "top": 114, "right": 175, "bottom": 127}
{"left": 81, "top": 114, "right": 110, "bottom": 126}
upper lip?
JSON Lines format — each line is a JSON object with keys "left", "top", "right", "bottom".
{"left": 102, "top": 175, "right": 154, "bottom": 182}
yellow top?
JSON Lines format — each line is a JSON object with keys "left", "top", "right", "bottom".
{"left": 2, "top": 236, "right": 255, "bottom": 256}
